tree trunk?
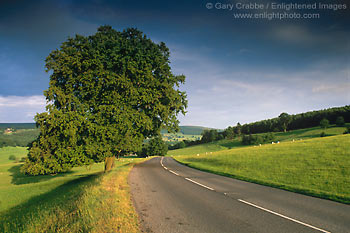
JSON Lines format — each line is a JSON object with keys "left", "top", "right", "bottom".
{"left": 104, "top": 156, "right": 115, "bottom": 172}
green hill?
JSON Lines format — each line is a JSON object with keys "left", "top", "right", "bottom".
{"left": 173, "top": 134, "right": 350, "bottom": 203}
{"left": 167, "top": 125, "right": 348, "bottom": 156}
{"left": 170, "top": 125, "right": 350, "bottom": 203}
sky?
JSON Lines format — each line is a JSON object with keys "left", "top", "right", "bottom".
{"left": 0, "top": 0, "right": 349, "bottom": 128}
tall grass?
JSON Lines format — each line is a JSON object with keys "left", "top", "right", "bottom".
{"left": 174, "top": 135, "right": 350, "bottom": 203}
{"left": 0, "top": 147, "right": 146, "bottom": 232}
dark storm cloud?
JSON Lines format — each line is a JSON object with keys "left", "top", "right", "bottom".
{"left": 64, "top": 0, "right": 350, "bottom": 71}
{"left": 0, "top": 0, "right": 99, "bottom": 96}
{"left": 0, "top": 0, "right": 349, "bottom": 125}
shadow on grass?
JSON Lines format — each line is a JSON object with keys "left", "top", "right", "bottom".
{"left": 0, "top": 172, "right": 102, "bottom": 232}
{"left": 8, "top": 164, "right": 75, "bottom": 185}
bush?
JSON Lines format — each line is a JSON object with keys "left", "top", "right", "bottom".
{"left": 320, "top": 118, "right": 329, "bottom": 129}
{"left": 336, "top": 116, "right": 345, "bottom": 126}
{"left": 241, "top": 133, "right": 276, "bottom": 145}
{"left": 343, "top": 127, "right": 350, "bottom": 134}
{"left": 8, "top": 155, "right": 17, "bottom": 160}
{"left": 320, "top": 131, "right": 326, "bottom": 137}
{"left": 244, "top": 135, "right": 264, "bottom": 145}
{"left": 140, "top": 136, "right": 168, "bottom": 157}
{"left": 177, "top": 141, "right": 186, "bottom": 149}
{"left": 264, "top": 132, "right": 276, "bottom": 143}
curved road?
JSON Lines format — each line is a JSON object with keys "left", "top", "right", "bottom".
{"left": 129, "top": 157, "right": 350, "bottom": 233}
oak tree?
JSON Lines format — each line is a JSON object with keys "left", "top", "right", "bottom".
{"left": 22, "top": 26, "right": 187, "bottom": 175}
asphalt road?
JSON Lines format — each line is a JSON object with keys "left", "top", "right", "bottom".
{"left": 129, "top": 157, "right": 350, "bottom": 233}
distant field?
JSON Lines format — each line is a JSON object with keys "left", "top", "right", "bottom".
{"left": 0, "top": 128, "right": 40, "bottom": 148}
{"left": 168, "top": 125, "right": 348, "bottom": 156}
{"left": 161, "top": 126, "right": 210, "bottom": 144}
{"left": 174, "top": 134, "right": 350, "bottom": 203}
{"left": 162, "top": 133, "right": 201, "bottom": 144}
{"left": 0, "top": 147, "right": 144, "bottom": 232}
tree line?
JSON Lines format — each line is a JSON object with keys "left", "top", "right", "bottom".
{"left": 237, "top": 106, "right": 350, "bottom": 135}
{"left": 169, "top": 105, "right": 350, "bottom": 149}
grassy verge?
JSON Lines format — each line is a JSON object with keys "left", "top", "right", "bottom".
{"left": 173, "top": 134, "right": 350, "bottom": 204}
{"left": 0, "top": 147, "right": 147, "bottom": 232}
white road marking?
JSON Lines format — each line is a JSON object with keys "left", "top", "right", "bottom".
{"left": 169, "top": 170, "right": 179, "bottom": 176}
{"left": 160, "top": 157, "right": 168, "bottom": 169}
{"left": 185, "top": 178, "right": 214, "bottom": 191}
{"left": 161, "top": 157, "right": 214, "bottom": 190}
{"left": 238, "top": 199, "right": 331, "bottom": 233}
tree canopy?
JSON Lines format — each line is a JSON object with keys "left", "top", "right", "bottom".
{"left": 22, "top": 26, "right": 187, "bottom": 175}
{"left": 278, "top": 112, "right": 291, "bottom": 132}
{"left": 320, "top": 118, "right": 330, "bottom": 129}
{"left": 141, "top": 136, "right": 168, "bottom": 157}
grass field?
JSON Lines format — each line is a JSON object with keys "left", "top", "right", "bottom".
{"left": 0, "top": 129, "right": 40, "bottom": 148}
{"left": 168, "top": 125, "right": 348, "bottom": 156}
{"left": 167, "top": 139, "right": 241, "bottom": 156}
{"left": 162, "top": 133, "right": 201, "bottom": 144}
{"left": 0, "top": 147, "right": 146, "bottom": 232}
{"left": 173, "top": 134, "right": 350, "bottom": 203}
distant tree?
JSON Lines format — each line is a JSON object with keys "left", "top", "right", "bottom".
{"left": 279, "top": 112, "right": 292, "bottom": 132}
{"left": 217, "top": 132, "right": 225, "bottom": 140}
{"left": 241, "top": 132, "right": 275, "bottom": 145}
{"left": 22, "top": 26, "right": 187, "bottom": 175}
{"left": 241, "top": 134, "right": 263, "bottom": 145}
{"left": 177, "top": 141, "right": 186, "bottom": 149}
{"left": 263, "top": 132, "right": 276, "bottom": 143}
{"left": 242, "top": 124, "right": 251, "bottom": 134}
{"left": 320, "top": 118, "right": 330, "bottom": 129}
{"left": 143, "top": 136, "right": 168, "bottom": 156}
{"left": 201, "top": 129, "right": 218, "bottom": 143}
{"left": 335, "top": 116, "right": 345, "bottom": 126}
{"left": 235, "top": 122, "right": 242, "bottom": 136}
{"left": 224, "top": 126, "right": 235, "bottom": 139}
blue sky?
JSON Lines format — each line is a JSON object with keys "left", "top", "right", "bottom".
{"left": 0, "top": 0, "right": 349, "bottom": 128}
